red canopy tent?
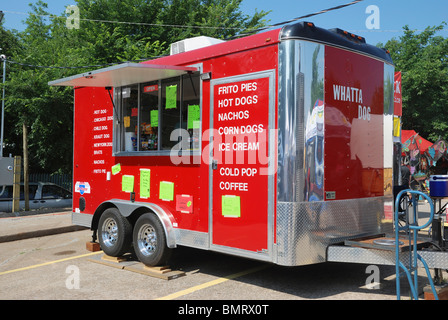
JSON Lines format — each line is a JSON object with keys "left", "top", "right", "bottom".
{"left": 401, "top": 130, "right": 433, "bottom": 153}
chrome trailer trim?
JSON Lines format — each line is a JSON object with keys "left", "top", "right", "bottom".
{"left": 327, "top": 245, "right": 448, "bottom": 269}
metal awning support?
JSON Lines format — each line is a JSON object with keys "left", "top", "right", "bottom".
{"left": 105, "top": 86, "right": 120, "bottom": 124}
{"left": 48, "top": 62, "right": 198, "bottom": 87}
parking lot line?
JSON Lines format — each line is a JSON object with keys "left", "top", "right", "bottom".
{"left": 0, "top": 251, "right": 103, "bottom": 276}
{"left": 155, "top": 264, "right": 271, "bottom": 300}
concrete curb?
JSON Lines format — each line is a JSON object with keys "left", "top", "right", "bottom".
{"left": 0, "top": 225, "right": 88, "bottom": 243}
{"left": 0, "top": 207, "right": 72, "bottom": 218}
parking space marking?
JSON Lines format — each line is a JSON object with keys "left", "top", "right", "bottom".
{"left": 155, "top": 264, "right": 271, "bottom": 300}
{"left": 1, "top": 251, "right": 270, "bottom": 299}
{"left": 0, "top": 251, "right": 103, "bottom": 276}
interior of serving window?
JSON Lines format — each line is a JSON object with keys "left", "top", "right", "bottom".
{"left": 113, "top": 71, "right": 201, "bottom": 155}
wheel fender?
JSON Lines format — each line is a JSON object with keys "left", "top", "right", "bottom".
{"left": 95, "top": 199, "right": 177, "bottom": 248}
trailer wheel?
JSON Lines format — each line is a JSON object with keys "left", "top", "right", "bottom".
{"left": 98, "top": 208, "right": 132, "bottom": 257}
{"left": 133, "top": 213, "right": 172, "bottom": 266}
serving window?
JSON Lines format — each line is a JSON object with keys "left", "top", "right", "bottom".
{"left": 115, "top": 71, "right": 201, "bottom": 155}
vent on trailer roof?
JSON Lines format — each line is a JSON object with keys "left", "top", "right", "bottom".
{"left": 170, "top": 36, "right": 225, "bottom": 55}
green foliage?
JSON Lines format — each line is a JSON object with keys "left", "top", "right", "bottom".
{"left": 1, "top": 0, "right": 269, "bottom": 174}
{"left": 71, "top": 0, "right": 270, "bottom": 63}
{"left": 383, "top": 22, "right": 448, "bottom": 142}
{"left": 2, "top": 1, "right": 446, "bottom": 176}
{"left": 0, "top": 27, "right": 21, "bottom": 57}
{"left": 3, "top": 1, "right": 87, "bottom": 173}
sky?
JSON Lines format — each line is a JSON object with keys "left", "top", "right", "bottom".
{"left": 1, "top": 0, "right": 447, "bottom": 47}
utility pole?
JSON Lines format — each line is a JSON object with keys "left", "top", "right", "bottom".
{"left": 0, "top": 10, "right": 5, "bottom": 158}
{"left": 23, "top": 122, "right": 29, "bottom": 211}
{"left": 1, "top": 53, "right": 5, "bottom": 158}
{"left": 12, "top": 156, "right": 21, "bottom": 212}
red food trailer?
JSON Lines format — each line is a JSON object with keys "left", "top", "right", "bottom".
{"left": 49, "top": 21, "right": 397, "bottom": 267}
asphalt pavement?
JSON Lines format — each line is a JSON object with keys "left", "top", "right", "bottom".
{"left": 0, "top": 201, "right": 446, "bottom": 300}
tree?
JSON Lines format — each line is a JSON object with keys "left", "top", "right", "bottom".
{"left": 155, "top": 0, "right": 269, "bottom": 42}
{"left": 3, "top": 0, "right": 269, "bottom": 175}
{"left": 382, "top": 23, "right": 448, "bottom": 142}
{"left": 74, "top": 0, "right": 270, "bottom": 62}
{"left": 0, "top": 25, "right": 21, "bottom": 58}
{"left": 4, "top": 1, "right": 82, "bottom": 174}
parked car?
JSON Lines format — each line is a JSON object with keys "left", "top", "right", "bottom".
{"left": 0, "top": 182, "right": 72, "bottom": 212}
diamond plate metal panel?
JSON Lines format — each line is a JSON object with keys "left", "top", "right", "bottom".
{"left": 175, "top": 228, "right": 209, "bottom": 249}
{"left": 276, "top": 197, "right": 393, "bottom": 266}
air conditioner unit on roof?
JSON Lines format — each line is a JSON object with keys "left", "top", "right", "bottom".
{"left": 170, "top": 36, "right": 225, "bottom": 55}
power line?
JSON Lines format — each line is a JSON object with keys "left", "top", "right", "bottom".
{"left": 4, "top": 0, "right": 447, "bottom": 38}
{"left": 6, "top": 56, "right": 168, "bottom": 69}
{"left": 4, "top": 0, "right": 364, "bottom": 33}
{"left": 8, "top": 59, "right": 115, "bottom": 69}
{"left": 269, "top": 0, "right": 365, "bottom": 29}
{"left": 3, "top": 0, "right": 367, "bottom": 70}
{"left": 231, "top": 0, "right": 365, "bottom": 38}
{"left": 2, "top": 9, "right": 243, "bottom": 30}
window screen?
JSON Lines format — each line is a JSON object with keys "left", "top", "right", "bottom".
{"left": 140, "top": 81, "right": 159, "bottom": 151}
{"left": 116, "top": 71, "right": 201, "bottom": 154}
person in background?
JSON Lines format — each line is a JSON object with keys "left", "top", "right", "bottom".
{"left": 401, "top": 165, "right": 410, "bottom": 188}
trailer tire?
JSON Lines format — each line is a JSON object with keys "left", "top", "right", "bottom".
{"left": 98, "top": 208, "right": 132, "bottom": 257}
{"left": 133, "top": 212, "right": 172, "bottom": 266}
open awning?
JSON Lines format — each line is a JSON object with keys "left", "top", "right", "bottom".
{"left": 48, "top": 62, "right": 198, "bottom": 88}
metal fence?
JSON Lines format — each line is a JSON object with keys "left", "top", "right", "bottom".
{"left": 27, "top": 173, "right": 72, "bottom": 191}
